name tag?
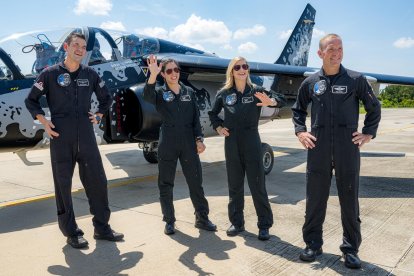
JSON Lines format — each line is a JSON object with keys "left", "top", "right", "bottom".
{"left": 77, "top": 79, "right": 90, "bottom": 86}
{"left": 242, "top": 96, "right": 254, "bottom": 104}
{"left": 180, "top": 95, "right": 191, "bottom": 101}
{"left": 332, "top": 85, "right": 347, "bottom": 94}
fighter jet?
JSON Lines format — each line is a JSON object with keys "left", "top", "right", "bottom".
{"left": 0, "top": 4, "right": 413, "bottom": 174}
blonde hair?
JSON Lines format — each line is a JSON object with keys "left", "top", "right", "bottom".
{"left": 319, "top": 33, "right": 341, "bottom": 50}
{"left": 222, "top": 56, "right": 253, "bottom": 90}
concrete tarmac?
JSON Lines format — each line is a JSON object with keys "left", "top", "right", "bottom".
{"left": 0, "top": 108, "right": 413, "bottom": 275}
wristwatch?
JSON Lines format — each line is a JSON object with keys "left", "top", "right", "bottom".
{"left": 196, "top": 136, "right": 204, "bottom": 143}
{"left": 95, "top": 114, "right": 102, "bottom": 123}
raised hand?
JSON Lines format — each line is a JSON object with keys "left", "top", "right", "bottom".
{"left": 146, "top": 54, "right": 162, "bottom": 76}
{"left": 254, "top": 92, "right": 277, "bottom": 107}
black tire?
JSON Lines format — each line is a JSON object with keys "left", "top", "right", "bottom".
{"left": 261, "top": 143, "right": 274, "bottom": 175}
{"left": 143, "top": 150, "right": 158, "bottom": 164}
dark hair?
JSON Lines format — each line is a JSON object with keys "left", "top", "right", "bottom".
{"left": 160, "top": 58, "right": 180, "bottom": 73}
{"left": 65, "top": 32, "right": 86, "bottom": 45}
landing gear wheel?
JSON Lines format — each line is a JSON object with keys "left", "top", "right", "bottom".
{"left": 261, "top": 143, "right": 274, "bottom": 175}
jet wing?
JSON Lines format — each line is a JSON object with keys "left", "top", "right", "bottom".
{"left": 152, "top": 53, "right": 314, "bottom": 76}
{"left": 152, "top": 53, "right": 414, "bottom": 86}
{"left": 361, "top": 72, "right": 414, "bottom": 86}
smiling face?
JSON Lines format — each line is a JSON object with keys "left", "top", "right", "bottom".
{"left": 64, "top": 36, "right": 87, "bottom": 64}
{"left": 232, "top": 59, "right": 249, "bottom": 82}
{"left": 318, "top": 36, "right": 343, "bottom": 73}
{"left": 161, "top": 61, "right": 180, "bottom": 86}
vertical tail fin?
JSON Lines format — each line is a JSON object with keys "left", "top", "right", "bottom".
{"left": 275, "top": 3, "right": 316, "bottom": 66}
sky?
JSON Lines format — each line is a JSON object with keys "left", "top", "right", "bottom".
{"left": 0, "top": 0, "right": 413, "bottom": 77}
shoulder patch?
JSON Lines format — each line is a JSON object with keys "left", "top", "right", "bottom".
{"left": 34, "top": 82, "right": 44, "bottom": 91}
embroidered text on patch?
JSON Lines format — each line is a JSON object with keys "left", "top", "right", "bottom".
{"left": 332, "top": 85, "right": 348, "bottom": 94}
{"left": 77, "top": 79, "right": 90, "bottom": 86}
{"left": 242, "top": 96, "right": 254, "bottom": 104}
{"left": 180, "top": 95, "right": 191, "bottom": 101}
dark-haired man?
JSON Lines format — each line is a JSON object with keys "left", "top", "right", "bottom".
{"left": 25, "top": 33, "right": 124, "bottom": 249}
{"left": 292, "top": 34, "right": 381, "bottom": 268}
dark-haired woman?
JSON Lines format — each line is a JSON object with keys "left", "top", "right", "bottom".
{"left": 143, "top": 54, "right": 216, "bottom": 235}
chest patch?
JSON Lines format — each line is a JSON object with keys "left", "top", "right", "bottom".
{"left": 225, "top": 93, "right": 237, "bottom": 106}
{"left": 332, "top": 85, "right": 348, "bottom": 94}
{"left": 77, "top": 79, "right": 90, "bottom": 87}
{"left": 163, "top": 91, "right": 175, "bottom": 102}
{"left": 57, "top": 73, "right": 71, "bottom": 87}
{"left": 180, "top": 95, "right": 191, "bottom": 102}
{"left": 242, "top": 96, "right": 254, "bottom": 104}
{"left": 313, "top": 80, "right": 326, "bottom": 95}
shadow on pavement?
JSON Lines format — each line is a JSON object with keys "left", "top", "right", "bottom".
{"left": 48, "top": 241, "right": 142, "bottom": 276}
{"left": 239, "top": 231, "right": 394, "bottom": 276}
{"left": 169, "top": 229, "right": 236, "bottom": 276}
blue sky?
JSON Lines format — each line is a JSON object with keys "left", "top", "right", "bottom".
{"left": 1, "top": 0, "right": 413, "bottom": 77}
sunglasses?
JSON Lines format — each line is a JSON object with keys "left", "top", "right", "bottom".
{"left": 233, "top": 64, "right": 249, "bottom": 71}
{"left": 165, "top": 67, "right": 180, "bottom": 75}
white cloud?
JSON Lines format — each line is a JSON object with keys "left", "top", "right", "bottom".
{"left": 393, "top": 37, "right": 414, "bottom": 48}
{"left": 169, "top": 14, "right": 232, "bottom": 45}
{"left": 222, "top": 44, "right": 233, "bottom": 50}
{"left": 238, "top": 42, "right": 258, "bottom": 54}
{"left": 74, "top": 0, "right": 112, "bottom": 16}
{"left": 312, "top": 28, "right": 326, "bottom": 38}
{"left": 135, "top": 27, "right": 169, "bottom": 39}
{"left": 233, "top": 25, "right": 266, "bottom": 40}
{"left": 100, "top": 21, "right": 126, "bottom": 31}
{"left": 278, "top": 29, "right": 292, "bottom": 39}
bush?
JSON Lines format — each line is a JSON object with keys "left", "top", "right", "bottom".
{"left": 379, "top": 85, "right": 414, "bottom": 107}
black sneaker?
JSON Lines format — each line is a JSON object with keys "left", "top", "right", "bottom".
{"left": 343, "top": 252, "right": 361, "bottom": 269}
{"left": 299, "top": 246, "right": 323, "bottom": 262}
{"left": 164, "top": 223, "right": 175, "bottom": 235}
{"left": 67, "top": 235, "right": 89, "bottom": 249}
{"left": 258, "top": 228, "right": 270, "bottom": 241}
{"left": 195, "top": 220, "right": 217, "bottom": 231}
{"left": 93, "top": 230, "right": 124, "bottom": 241}
{"left": 226, "top": 225, "right": 245, "bottom": 236}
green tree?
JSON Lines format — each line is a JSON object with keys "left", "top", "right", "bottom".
{"left": 379, "top": 85, "right": 414, "bottom": 107}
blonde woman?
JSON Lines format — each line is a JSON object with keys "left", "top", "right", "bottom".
{"left": 208, "top": 57, "right": 286, "bottom": 240}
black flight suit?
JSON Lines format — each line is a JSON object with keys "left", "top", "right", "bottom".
{"left": 25, "top": 63, "right": 113, "bottom": 237}
{"left": 208, "top": 85, "right": 286, "bottom": 229}
{"left": 143, "top": 82, "right": 210, "bottom": 224}
{"left": 292, "top": 65, "right": 381, "bottom": 254}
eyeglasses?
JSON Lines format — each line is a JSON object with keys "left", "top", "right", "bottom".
{"left": 233, "top": 64, "right": 249, "bottom": 71}
{"left": 165, "top": 67, "right": 180, "bottom": 75}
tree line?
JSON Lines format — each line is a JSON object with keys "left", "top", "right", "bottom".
{"left": 378, "top": 85, "right": 414, "bottom": 107}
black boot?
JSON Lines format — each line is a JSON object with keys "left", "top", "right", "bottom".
{"left": 343, "top": 253, "right": 361, "bottom": 269}
{"left": 299, "top": 246, "right": 323, "bottom": 262}
{"left": 226, "top": 225, "right": 245, "bottom": 236}
{"left": 164, "top": 223, "right": 175, "bottom": 235}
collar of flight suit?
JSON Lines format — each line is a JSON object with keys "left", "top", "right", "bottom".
{"left": 162, "top": 81, "right": 189, "bottom": 95}
{"left": 318, "top": 64, "right": 347, "bottom": 78}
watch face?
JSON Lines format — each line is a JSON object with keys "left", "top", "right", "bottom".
{"left": 95, "top": 115, "right": 101, "bottom": 121}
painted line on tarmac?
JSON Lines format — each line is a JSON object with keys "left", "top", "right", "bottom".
{"left": 0, "top": 174, "right": 157, "bottom": 209}
{"left": 0, "top": 161, "right": 231, "bottom": 209}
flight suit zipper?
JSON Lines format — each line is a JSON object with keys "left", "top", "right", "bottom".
{"left": 75, "top": 80, "right": 80, "bottom": 153}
